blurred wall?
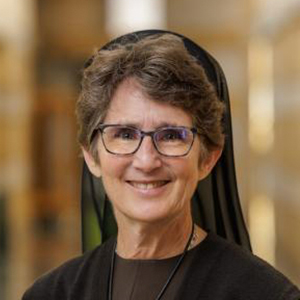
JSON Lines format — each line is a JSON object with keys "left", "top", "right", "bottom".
{"left": 0, "top": 0, "right": 299, "bottom": 299}
{"left": 273, "top": 20, "right": 300, "bottom": 283}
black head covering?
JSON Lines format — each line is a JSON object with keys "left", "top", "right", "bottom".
{"left": 80, "top": 29, "right": 251, "bottom": 252}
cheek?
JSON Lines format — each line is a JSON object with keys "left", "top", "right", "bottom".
{"left": 172, "top": 158, "right": 201, "bottom": 196}
{"left": 98, "top": 151, "right": 130, "bottom": 183}
{"left": 99, "top": 158, "right": 126, "bottom": 205}
{"left": 177, "top": 152, "right": 203, "bottom": 198}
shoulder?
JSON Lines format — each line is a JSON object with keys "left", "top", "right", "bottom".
{"left": 208, "top": 233, "right": 292, "bottom": 282}
{"left": 188, "top": 232, "right": 300, "bottom": 300}
{"left": 22, "top": 239, "right": 115, "bottom": 300}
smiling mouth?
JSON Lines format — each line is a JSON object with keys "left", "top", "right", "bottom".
{"left": 127, "top": 181, "right": 170, "bottom": 190}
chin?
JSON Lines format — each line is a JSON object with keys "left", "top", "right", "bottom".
{"left": 120, "top": 201, "right": 184, "bottom": 225}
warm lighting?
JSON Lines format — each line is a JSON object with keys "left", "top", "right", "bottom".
{"left": 248, "top": 37, "right": 274, "bottom": 154}
{"left": 0, "top": 0, "right": 35, "bottom": 38}
{"left": 249, "top": 194, "right": 276, "bottom": 265}
{"left": 105, "top": 0, "right": 166, "bottom": 37}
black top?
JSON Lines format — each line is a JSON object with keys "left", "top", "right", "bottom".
{"left": 22, "top": 232, "right": 300, "bottom": 300}
{"left": 113, "top": 253, "right": 178, "bottom": 299}
{"left": 112, "top": 241, "right": 199, "bottom": 300}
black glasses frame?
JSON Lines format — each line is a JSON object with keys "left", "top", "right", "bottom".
{"left": 94, "top": 124, "right": 199, "bottom": 157}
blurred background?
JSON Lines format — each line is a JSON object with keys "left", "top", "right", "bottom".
{"left": 0, "top": 0, "right": 299, "bottom": 299}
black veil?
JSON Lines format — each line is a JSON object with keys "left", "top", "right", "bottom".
{"left": 80, "top": 29, "right": 252, "bottom": 252}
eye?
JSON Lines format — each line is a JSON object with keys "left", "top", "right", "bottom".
{"left": 157, "top": 128, "right": 188, "bottom": 142}
{"left": 112, "top": 127, "right": 139, "bottom": 140}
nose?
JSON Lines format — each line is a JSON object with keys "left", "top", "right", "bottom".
{"left": 132, "top": 136, "right": 162, "bottom": 172}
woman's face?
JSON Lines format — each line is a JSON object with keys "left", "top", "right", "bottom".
{"left": 84, "top": 78, "right": 220, "bottom": 225}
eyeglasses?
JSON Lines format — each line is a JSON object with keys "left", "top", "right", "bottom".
{"left": 94, "top": 124, "right": 198, "bottom": 157}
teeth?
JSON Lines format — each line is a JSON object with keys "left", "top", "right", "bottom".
{"left": 130, "top": 181, "right": 167, "bottom": 189}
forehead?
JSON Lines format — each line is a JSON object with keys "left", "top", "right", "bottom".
{"left": 103, "top": 78, "right": 193, "bottom": 128}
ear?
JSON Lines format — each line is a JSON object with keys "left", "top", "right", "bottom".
{"left": 198, "top": 148, "right": 222, "bottom": 181}
{"left": 82, "top": 147, "right": 102, "bottom": 178}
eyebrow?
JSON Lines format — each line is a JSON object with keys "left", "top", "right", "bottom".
{"left": 114, "top": 121, "right": 183, "bottom": 129}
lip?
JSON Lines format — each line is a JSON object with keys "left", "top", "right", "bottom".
{"left": 126, "top": 180, "right": 171, "bottom": 197}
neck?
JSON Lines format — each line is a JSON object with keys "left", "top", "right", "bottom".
{"left": 115, "top": 213, "right": 206, "bottom": 259}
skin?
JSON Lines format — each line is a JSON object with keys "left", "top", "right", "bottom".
{"left": 83, "top": 78, "right": 222, "bottom": 259}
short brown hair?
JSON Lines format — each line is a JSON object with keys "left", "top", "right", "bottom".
{"left": 76, "top": 34, "right": 224, "bottom": 159}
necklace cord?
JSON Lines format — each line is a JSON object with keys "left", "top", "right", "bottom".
{"left": 108, "top": 241, "right": 117, "bottom": 300}
{"left": 108, "top": 224, "right": 195, "bottom": 300}
{"left": 155, "top": 223, "right": 195, "bottom": 300}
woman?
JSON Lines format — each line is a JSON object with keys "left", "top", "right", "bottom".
{"left": 23, "top": 30, "right": 300, "bottom": 300}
